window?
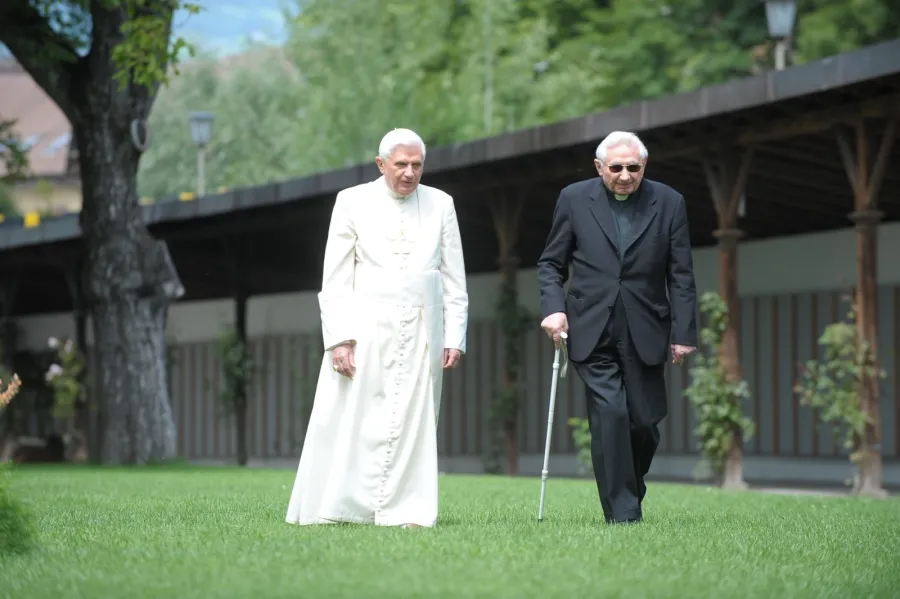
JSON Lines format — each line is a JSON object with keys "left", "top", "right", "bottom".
{"left": 42, "top": 132, "right": 71, "bottom": 156}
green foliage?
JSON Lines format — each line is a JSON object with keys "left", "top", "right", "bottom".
{"left": 0, "top": 118, "right": 29, "bottom": 185}
{"left": 0, "top": 374, "right": 35, "bottom": 556}
{"left": 683, "top": 292, "right": 755, "bottom": 477}
{"left": 483, "top": 276, "right": 531, "bottom": 472}
{"left": 134, "top": 0, "right": 900, "bottom": 200}
{"left": 215, "top": 326, "right": 254, "bottom": 417}
{"left": 106, "top": 0, "right": 204, "bottom": 90}
{"left": 794, "top": 297, "right": 887, "bottom": 461}
{"left": 793, "top": 0, "right": 900, "bottom": 64}
{"left": 0, "top": 461, "right": 37, "bottom": 556}
{"left": 487, "top": 277, "right": 532, "bottom": 430}
{"left": 567, "top": 416, "right": 592, "bottom": 474}
{"left": 44, "top": 336, "right": 86, "bottom": 421}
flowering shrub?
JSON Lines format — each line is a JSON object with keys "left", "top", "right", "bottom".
{"left": 44, "top": 336, "right": 86, "bottom": 421}
{"left": 0, "top": 372, "right": 36, "bottom": 555}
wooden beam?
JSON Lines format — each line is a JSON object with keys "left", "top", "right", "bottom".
{"left": 653, "top": 93, "right": 900, "bottom": 161}
{"left": 700, "top": 147, "right": 754, "bottom": 489}
{"left": 835, "top": 115, "right": 895, "bottom": 497}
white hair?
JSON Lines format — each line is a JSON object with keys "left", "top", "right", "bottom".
{"left": 378, "top": 128, "right": 427, "bottom": 161}
{"left": 595, "top": 131, "right": 648, "bottom": 162}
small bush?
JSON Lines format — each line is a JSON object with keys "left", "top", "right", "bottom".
{"left": 0, "top": 461, "right": 37, "bottom": 555}
{"left": 0, "top": 372, "right": 36, "bottom": 555}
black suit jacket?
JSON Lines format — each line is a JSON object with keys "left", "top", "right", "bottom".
{"left": 537, "top": 177, "right": 698, "bottom": 365}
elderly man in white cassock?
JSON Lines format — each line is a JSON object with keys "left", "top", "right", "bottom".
{"left": 285, "top": 128, "right": 469, "bottom": 529}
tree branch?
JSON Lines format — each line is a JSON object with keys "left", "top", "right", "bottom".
{"left": 83, "top": 0, "right": 178, "bottom": 122}
{"left": 0, "top": 0, "right": 84, "bottom": 119}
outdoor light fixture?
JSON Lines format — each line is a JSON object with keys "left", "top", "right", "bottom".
{"left": 189, "top": 111, "right": 215, "bottom": 196}
{"left": 189, "top": 111, "right": 214, "bottom": 148}
{"left": 763, "top": 0, "right": 797, "bottom": 70}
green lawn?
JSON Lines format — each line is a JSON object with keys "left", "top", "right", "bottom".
{"left": 1, "top": 465, "right": 898, "bottom": 598}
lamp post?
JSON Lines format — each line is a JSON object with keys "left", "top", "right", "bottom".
{"left": 189, "top": 111, "right": 214, "bottom": 197}
{"left": 763, "top": 0, "right": 797, "bottom": 71}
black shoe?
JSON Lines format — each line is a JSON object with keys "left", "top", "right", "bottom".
{"left": 605, "top": 514, "right": 642, "bottom": 525}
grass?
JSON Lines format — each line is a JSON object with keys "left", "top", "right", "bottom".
{"left": 0, "top": 465, "right": 898, "bottom": 598}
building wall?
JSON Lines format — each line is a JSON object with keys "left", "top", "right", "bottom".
{"left": 11, "top": 181, "right": 82, "bottom": 215}
{"left": 14, "top": 221, "right": 900, "bottom": 487}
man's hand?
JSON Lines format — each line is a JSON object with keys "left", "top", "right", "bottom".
{"left": 541, "top": 312, "right": 569, "bottom": 348}
{"left": 671, "top": 344, "right": 696, "bottom": 365}
{"left": 443, "top": 348, "right": 462, "bottom": 369}
{"left": 332, "top": 343, "right": 356, "bottom": 378}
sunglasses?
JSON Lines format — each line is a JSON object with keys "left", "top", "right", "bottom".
{"left": 607, "top": 163, "right": 643, "bottom": 173}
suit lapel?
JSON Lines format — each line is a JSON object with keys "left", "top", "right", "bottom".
{"left": 587, "top": 181, "right": 619, "bottom": 252}
{"left": 621, "top": 184, "right": 658, "bottom": 255}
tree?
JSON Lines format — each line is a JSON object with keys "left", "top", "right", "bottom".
{"left": 137, "top": 45, "right": 306, "bottom": 200}
{"left": 683, "top": 292, "right": 755, "bottom": 489}
{"left": 0, "top": 0, "right": 200, "bottom": 464}
{"left": 0, "top": 118, "right": 28, "bottom": 216}
{"left": 795, "top": 296, "right": 889, "bottom": 498}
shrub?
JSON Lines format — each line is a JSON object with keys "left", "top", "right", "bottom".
{"left": 683, "top": 292, "right": 755, "bottom": 481}
{"left": 0, "top": 373, "right": 37, "bottom": 556}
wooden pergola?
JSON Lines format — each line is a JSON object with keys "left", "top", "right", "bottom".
{"left": 0, "top": 39, "right": 897, "bottom": 480}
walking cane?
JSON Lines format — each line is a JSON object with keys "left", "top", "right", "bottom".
{"left": 538, "top": 331, "right": 568, "bottom": 522}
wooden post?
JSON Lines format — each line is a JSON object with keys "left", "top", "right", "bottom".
{"left": 223, "top": 237, "right": 252, "bottom": 467}
{"left": 489, "top": 195, "right": 524, "bottom": 476}
{"left": 835, "top": 116, "right": 897, "bottom": 498}
{"left": 701, "top": 147, "right": 754, "bottom": 490}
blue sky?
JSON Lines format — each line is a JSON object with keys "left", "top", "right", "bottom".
{"left": 0, "top": 1, "right": 293, "bottom": 59}
{"left": 174, "top": 0, "right": 294, "bottom": 56}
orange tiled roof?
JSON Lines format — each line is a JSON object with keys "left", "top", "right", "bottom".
{"left": 0, "top": 58, "right": 74, "bottom": 179}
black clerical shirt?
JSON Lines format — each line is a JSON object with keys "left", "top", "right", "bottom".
{"left": 606, "top": 190, "right": 637, "bottom": 248}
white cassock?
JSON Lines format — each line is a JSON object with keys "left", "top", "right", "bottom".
{"left": 285, "top": 175, "right": 468, "bottom": 528}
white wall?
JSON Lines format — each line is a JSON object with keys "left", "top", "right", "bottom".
{"left": 14, "top": 221, "right": 900, "bottom": 350}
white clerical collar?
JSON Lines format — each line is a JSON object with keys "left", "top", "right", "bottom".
{"left": 614, "top": 193, "right": 629, "bottom": 201}
{"left": 381, "top": 176, "right": 414, "bottom": 201}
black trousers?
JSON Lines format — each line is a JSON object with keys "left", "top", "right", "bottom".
{"left": 571, "top": 294, "right": 667, "bottom": 523}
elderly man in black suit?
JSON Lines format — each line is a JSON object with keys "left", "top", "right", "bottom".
{"left": 537, "top": 131, "right": 698, "bottom": 524}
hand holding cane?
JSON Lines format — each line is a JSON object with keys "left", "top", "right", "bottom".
{"left": 538, "top": 330, "right": 568, "bottom": 522}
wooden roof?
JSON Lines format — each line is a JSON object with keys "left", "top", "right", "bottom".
{"left": 2, "top": 39, "right": 899, "bottom": 316}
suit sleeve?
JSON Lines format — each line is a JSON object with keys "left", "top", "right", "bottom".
{"left": 667, "top": 194, "right": 698, "bottom": 347}
{"left": 440, "top": 196, "right": 469, "bottom": 353}
{"left": 318, "top": 191, "right": 358, "bottom": 351}
{"left": 537, "top": 190, "right": 575, "bottom": 318}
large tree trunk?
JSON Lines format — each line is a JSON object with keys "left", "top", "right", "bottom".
{"left": 69, "top": 20, "right": 183, "bottom": 465}
{"left": 76, "top": 128, "right": 183, "bottom": 463}
{"left": 0, "top": 2, "right": 186, "bottom": 464}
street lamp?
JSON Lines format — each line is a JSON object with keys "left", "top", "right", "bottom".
{"left": 189, "top": 111, "right": 214, "bottom": 196}
{"left": 763, "top": 0, "right": 797, "bottom": 70}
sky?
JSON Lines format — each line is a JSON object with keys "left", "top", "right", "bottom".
{"left": 173, "top": 0, "right": 293, "bottom": 56}
{"left": 0, "top": 1, "right": 294, "bottom": 59}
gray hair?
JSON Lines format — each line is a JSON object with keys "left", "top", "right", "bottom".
{"left": 595, "top": 131, "right": 648, "bottom": 162}
{"left": 378, "top": 128, "right": 427, "bottom": 161}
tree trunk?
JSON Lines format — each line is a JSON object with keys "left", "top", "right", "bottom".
{"left": 503, "top": 419, "right": 518, "bottom": 476}
{"left": 850, "top": 209, "right": 887, "bottom": 499}
{"left": 0, "top": 0, "right": 185, "bottom": 464}
{"left": 714, "top": 229, "right": 748, "bottom": 490}
{"left": 721, "top": 430, "right": 748, "bottom": 490}
{"left": 73, "top": 87, "right": 183, "bottom": 465}
{"left": 234, "top": 290, "right": 249, "bottom": 467}
{"left": 235, "top": 400, "right": 249, "bottom": 467}
{"left": 499, "top": 257, "right": 520, "bottom": 476}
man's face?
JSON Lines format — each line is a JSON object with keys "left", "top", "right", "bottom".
{"left": 594, "top": 143, "right": 646, "bottom": 196}
{"left": 376, "top": 145, "right": 424, "bottom": 196}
